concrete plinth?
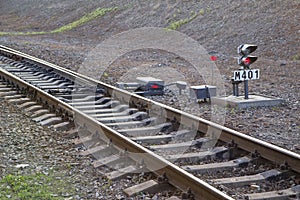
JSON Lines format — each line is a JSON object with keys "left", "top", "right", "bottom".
{"left": 212, "top": 94, "right": 284, "bottom": 109}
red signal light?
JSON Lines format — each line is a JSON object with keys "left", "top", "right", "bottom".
{"left": 210, "top": 55, "right": 217, "bottom": 61}
{"left": 244, "top": 57, "right": 251, "bottom": 65}
{"left": 239, "top": 56, "right": 258, "bottom": 68}
{"left": 151, "top": 84, "right": 159, "bottom": 89}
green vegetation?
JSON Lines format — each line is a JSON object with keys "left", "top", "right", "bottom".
{"left": 271, "top": 107, "right": 279, "bottom": 111}
{"left": 198, "top": 8, "right": 205, "bottom": 15}
{"left": 0, "top": 31, "right": 47, "bottom": 36}
{"left": 165, "top": 7, "right": 212, "bottom": 30}
{"left": 291, "top": 54, "right": 299, "bottom": 61}
{"left": 230, "top": 107, "right": 237, "bottom": 114}
{"left": 101, "top": 179, "right": 112, "bottom": 190}
{"left": 166, "top": 10, "right": 199, "bottom": 30}
{"left": 0, "top": 172, "right": 75, "bottom": 200}
{"left": 0, "top": 7, "right": 117, "bottom": 36}
{"left": 50, "top": 7, "right": 117, "bottom": 34}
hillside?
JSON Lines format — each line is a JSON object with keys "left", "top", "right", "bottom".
{"left": 0, "top": 0, "right": 299, "bottom": 151}
{"left": 1, "top": 1, "right": 299, "bottom": 59}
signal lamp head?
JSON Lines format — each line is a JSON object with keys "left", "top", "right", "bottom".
{"left": 238, "top": 44, "right": 258, "bottom": 56}
{"left": 238, "top": 56, "right": 258, "bottom": 68}
{"left": 210, "top": 55, "right": 217, "bottom": 61}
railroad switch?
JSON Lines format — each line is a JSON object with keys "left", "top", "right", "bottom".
{"left": 117, "top": 77, "right": 165, "bottom": 96}
{"left": 190, "top": 85, "right": 216, "bottom": 102}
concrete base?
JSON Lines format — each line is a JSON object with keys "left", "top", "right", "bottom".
{"left": 212, "top": 94, "right": 284, "bottom": 109}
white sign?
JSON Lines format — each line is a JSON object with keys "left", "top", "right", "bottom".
{"left": 233, "top": 69, "right": 260, "bottom": 81}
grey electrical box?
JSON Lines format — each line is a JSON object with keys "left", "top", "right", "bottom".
{"left": 176, "top": 81, "right": 187, "bottom": 90}
{"left": 190, "top": 85, "right": 217, "bottom": 100}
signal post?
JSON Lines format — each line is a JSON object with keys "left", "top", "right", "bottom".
{"left": 234, "top": 44, "right": 258, "bottom": 99}
{"left": 213, "top": 44, "right": 283, "bottom": 108}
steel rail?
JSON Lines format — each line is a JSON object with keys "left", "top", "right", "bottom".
{"left": 0, "top": 60, "right": 233, "bottom": 200}
{"left": 1, "top": 46, "right": 298, "bottom": 173}
{"left": 1, "top": 46, "right": 299, "bottom": 172}
{"left": 1, "top": 45, "right": 300, "bottom": 197}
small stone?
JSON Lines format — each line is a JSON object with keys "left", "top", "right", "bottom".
{"left": 293, "top": 144, "right": 300, "bottom": 150}
{"left": 15, "top": 164, "right": 29, "bottom": 169}
{"left": 116, "top": 194, "right": 124, "bottom": 199}
{"left": 250, "top": 184, "right": 260, "bottom": 190}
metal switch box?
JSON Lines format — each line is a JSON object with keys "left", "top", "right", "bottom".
{"left": 190, "top": 85, "right": 217, "bottom": 100}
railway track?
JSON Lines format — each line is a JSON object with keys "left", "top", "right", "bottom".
{"left": 0, "top": 45, "right": 299, "bottom": 200}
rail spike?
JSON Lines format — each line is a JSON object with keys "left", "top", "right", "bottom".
{"left": 280, "top": 161, "right": 290, "bottom": 171}
{"left": 157, "top": 172, "right": 168, "bottom": 184}
{"left": 182, "top": 187, "right": 195, "bottom": 200}
{"left": 227, "top": 139, "right": 238, "bottom": 160}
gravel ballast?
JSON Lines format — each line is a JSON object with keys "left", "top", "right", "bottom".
{"left": 0, "top": 1, "right": 299, "bottom": 199}
{"left": 0, "top": 98, "right": 128, "bottom": 199}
